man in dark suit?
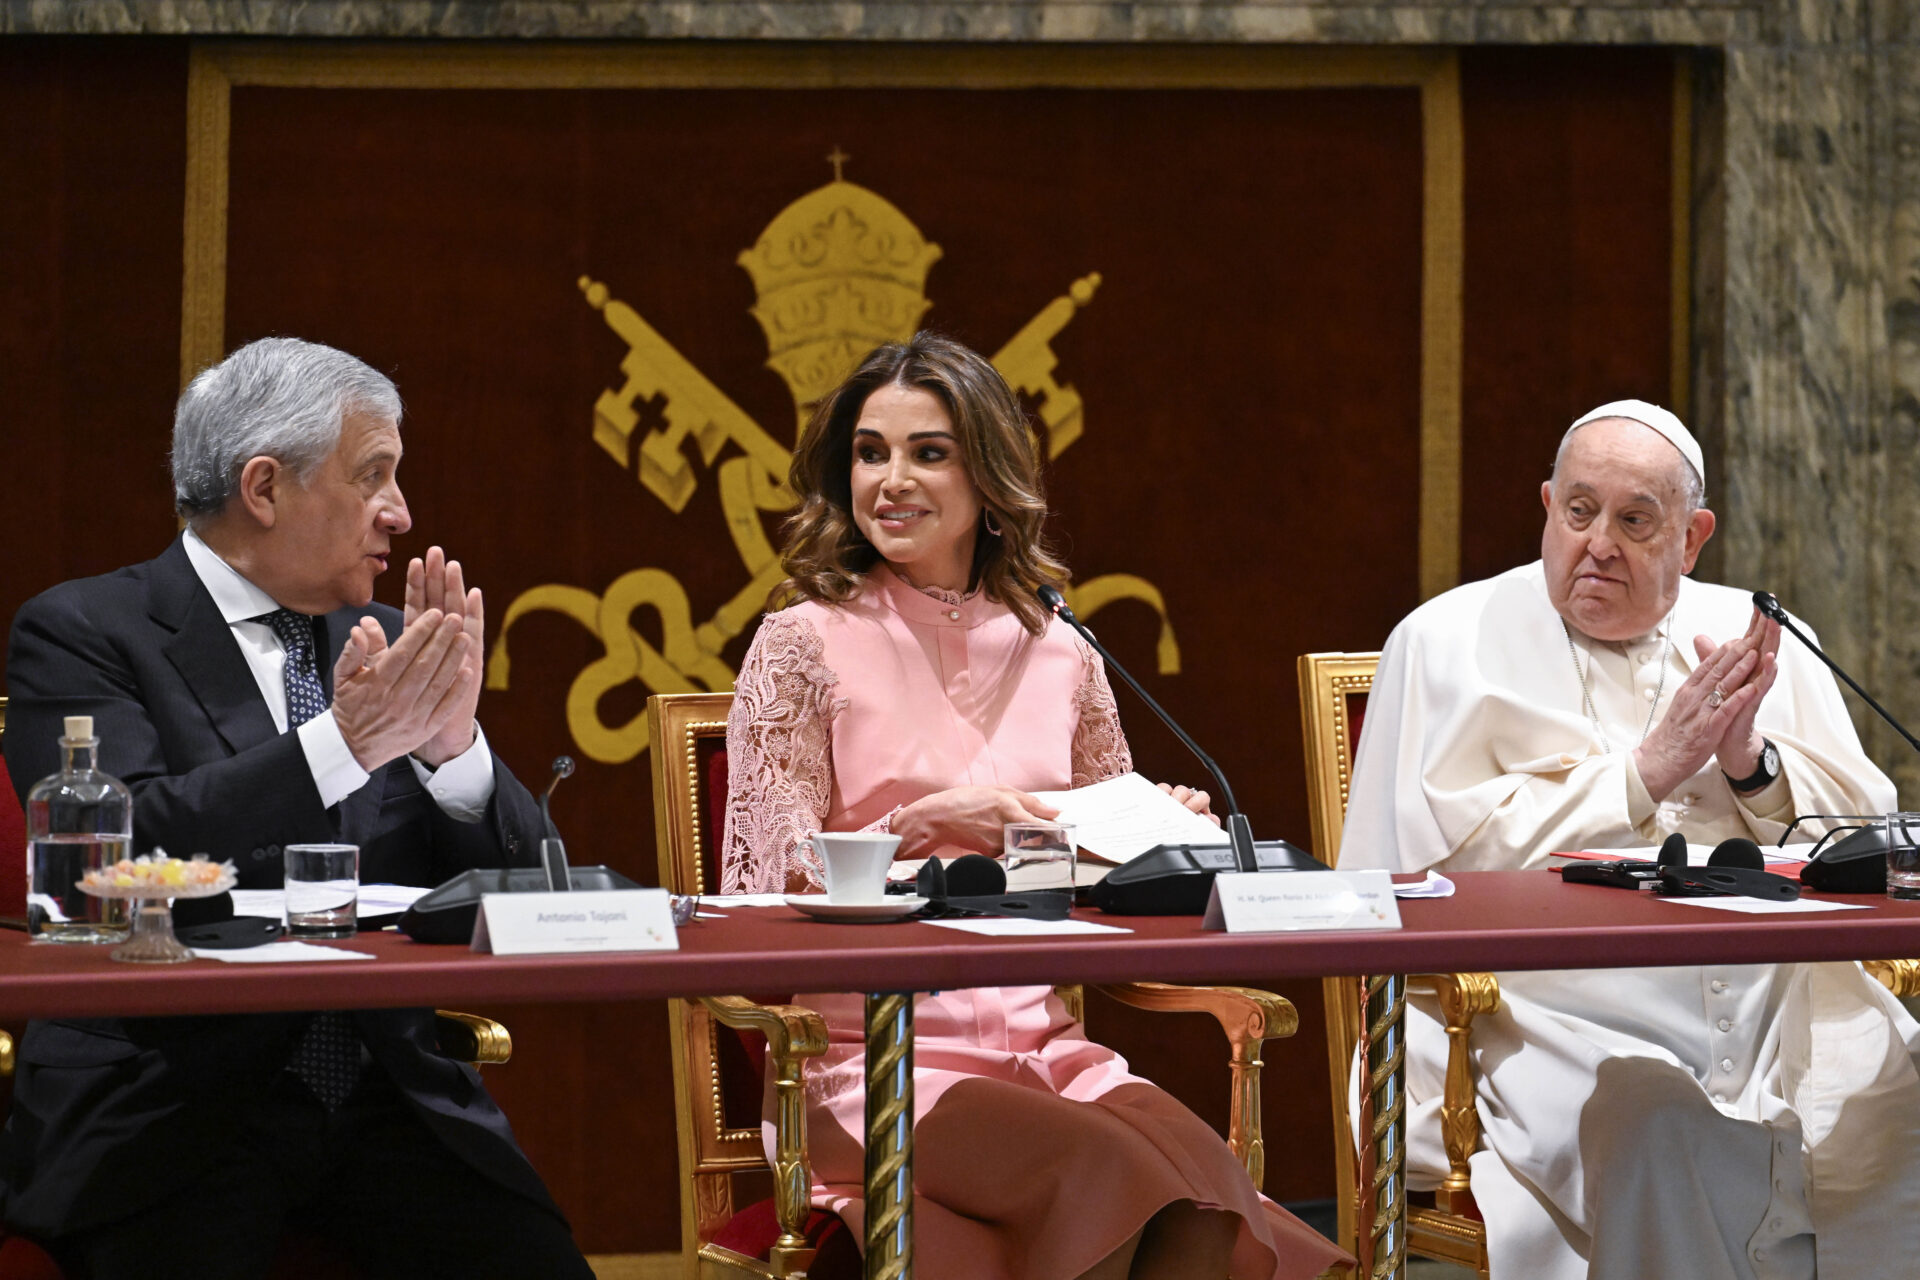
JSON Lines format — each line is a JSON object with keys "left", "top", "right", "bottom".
{"left": 1, "top": 338, "right": 595, "bottom": 1279}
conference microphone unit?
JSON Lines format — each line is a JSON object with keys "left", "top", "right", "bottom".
{"left": 1752, "top": 591, "right": 1920, "bottom": 892}
{"left": 401, "top": 753, "right": 644, "bottom": 943}
{"left": 1035, "top": 584, "right": 1323, "bottom": 916}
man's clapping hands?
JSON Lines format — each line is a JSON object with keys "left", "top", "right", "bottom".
{"left": 332, "top": 547, "right": 484, "bottom": 770}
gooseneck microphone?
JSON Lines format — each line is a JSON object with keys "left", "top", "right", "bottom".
{"left": 1037, "top": 584, "right": 1260, "bottom": 874}
{"left": 1753, "top": 592, "right": 1920, "bottom": 756}
{"left": 539, "top": 755, "right": 576, "bottom": 891}
{"left": 540, "top": 754, "right": 576, "bottom": 839}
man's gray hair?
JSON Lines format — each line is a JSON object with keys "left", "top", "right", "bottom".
{"left": 171, "top": 337, "right": 402, "bottom": 522}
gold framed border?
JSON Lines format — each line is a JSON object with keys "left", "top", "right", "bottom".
{"left": 180, "top": 40, "right": 1465, "bottom": 597}
{"left": 1670, "top": 50, "right": 1694, "bottom": 424}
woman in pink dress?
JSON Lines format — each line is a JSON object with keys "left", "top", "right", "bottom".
{"left": 724, "top": 333, "right": 1344, "bottom": 1280}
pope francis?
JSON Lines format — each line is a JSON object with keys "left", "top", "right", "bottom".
{"left": 1340, "top": 401, "right": 1920, "bottom": 1279}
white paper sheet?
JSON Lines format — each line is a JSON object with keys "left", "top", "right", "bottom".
{"left": 191, "top": 941, "right": 377, "bottom": 962}
{"left": 1652, "top": 896, "right": 1870, "bottom": 915}
{"left": 1394, "top": 870, "right": 1455, "bottom": 899}
{"left": 1030, "top": 772, "right": 1229, "bottom": 864}
{"left": 698, "top": 893, "right": 795, "bottom": 908}
{"left": 229, "top": 883, "right": 433, "bottom": 923}
{"left": 922, "top": 917, "right": 1133, "bottom": 936}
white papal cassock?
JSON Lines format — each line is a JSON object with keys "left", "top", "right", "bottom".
{"left": 1340, "top": 561, "right": 1919, "bottom": 1280}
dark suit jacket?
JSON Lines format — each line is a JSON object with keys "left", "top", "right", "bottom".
{"left": 0, "top": 536, "right": 556, "bottom": 1237}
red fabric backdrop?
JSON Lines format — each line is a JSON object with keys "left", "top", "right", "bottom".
{"left": 0, "top": 42, "right": 1678, "bottom": 1251}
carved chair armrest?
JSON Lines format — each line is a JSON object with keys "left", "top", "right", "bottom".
{"left": 1094, "top": 982, "right": 1299, "bottom": 1190}
{"left": 700, "top": 996, "right": 829, "bottom": 1276}
{"left": 1406, "top": 972, "right": 1500, "bottom": 1215}
{"left": 433, "top": 1010, "right": 513, "bottom": 1066}
{"left": 702, "top": 994, "right": 830, "bottom": 1060}
{"left": 1864, "top": 959, "right": 1920, "bottom": 998}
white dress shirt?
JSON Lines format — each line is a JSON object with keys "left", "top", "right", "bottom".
{"left": 182, "top": 529, "right": 492, "bottom": 820}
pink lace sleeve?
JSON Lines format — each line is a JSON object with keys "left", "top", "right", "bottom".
{"left": 722, "top": 611, "right": 844, "bottom": 894}
{"left": 1070, "top": 637, "right": 1134, "bottom": 787}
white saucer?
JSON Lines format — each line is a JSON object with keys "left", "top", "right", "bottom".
{"left": 784, "top": 894, "right": 927, "bottom": 922}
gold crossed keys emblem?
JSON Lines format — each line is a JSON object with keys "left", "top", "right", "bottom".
{"left": 486, "top": 158, "right": 1180, "bottom": 764}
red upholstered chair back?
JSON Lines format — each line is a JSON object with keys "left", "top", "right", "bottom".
{"left": 0, "top": 698, "right": 27, "bottom": 916}
{"left": 0, "top": 758, "right": 25, "bottom": 919}
{"left": 646, "top": 692, "right": 789, "bottom": 1235}
{"left": 702, "top": 736, "right": 731, "bottom": 891}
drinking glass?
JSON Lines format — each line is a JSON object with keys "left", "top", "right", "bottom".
{"left": 1886, "top": 813, "right": 1920, "bottom": 901}
{"left": 1003, "top": 822, "right": 1077, "bottom": 892}
{"left": 285, "top": 843, "right": 359, "bottom": 938}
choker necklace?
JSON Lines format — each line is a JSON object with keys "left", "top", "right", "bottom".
{"left": 1562, "top": 617, "right": 1673, "bottom": 754}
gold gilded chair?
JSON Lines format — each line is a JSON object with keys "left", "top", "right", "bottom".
{"left": 1298, "top": 653, "right": 1495, "bottom": 1279}
{"left": 649, "top": 689, "right": 1312, "bottom": 1280}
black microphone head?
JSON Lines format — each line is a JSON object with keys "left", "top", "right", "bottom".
{"left": 551, "top": 755, "right": 575, "bottom": 782}
{"left": 1708, "top": 837, "right": 1765, "bottom": 871}
{"left": 1657, "top": 832, "right": 1690, "bottom": 869}
{"left": 945, "top": 853, "right": 1008, "bottom": 896}
{"left": 1753, "top": 591, "right": 1787, "bottom": 622}
{"left": 1036, "top": 584, "right": 1070, "bottom": 618}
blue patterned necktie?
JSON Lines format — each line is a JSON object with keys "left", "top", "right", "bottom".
{"left": 258, "top": 607, "right": 364, "bottom": 1110}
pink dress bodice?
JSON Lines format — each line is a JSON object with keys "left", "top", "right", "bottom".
{"left": 723, "top": 565, "right": 1131, "bottom": 893}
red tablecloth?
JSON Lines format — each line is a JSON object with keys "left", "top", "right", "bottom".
{"left": 4, "top": 871, "right": 1918, "bottom": 1020}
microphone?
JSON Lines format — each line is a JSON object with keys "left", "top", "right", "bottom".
{"left": 1037, "top": 584, "right": 1259, "bottom": 874}
{"left": 1753, "top": 591, "right": 1920, "bottom": 892}
{"left": 1656, "top": 831, "right": 1689, "bottom": 871}
{"left": 1753, "top": 592, "right": 1920, "bottom": 755}
{"left": 540, "top": 755, "right": 575, "bottom": 892}
{"left": 397, "top": 752, "right": 652, "bottom": 942}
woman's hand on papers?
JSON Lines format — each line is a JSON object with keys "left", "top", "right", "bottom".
{"left": 1157, "top": 782, "right": 1221, "bottom": 826}
{"left": 892, "top": 786, "right": 1062, "bottom": 858}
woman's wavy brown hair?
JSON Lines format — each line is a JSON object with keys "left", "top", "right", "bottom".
{"left": 777, "top": 331, "right": 1068, "bottom": 634}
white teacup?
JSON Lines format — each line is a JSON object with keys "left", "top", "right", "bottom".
{"left": 812, "top": 831, "right": 902, "bottom": 905}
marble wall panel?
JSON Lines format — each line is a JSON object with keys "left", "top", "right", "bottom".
{"left": 3, "top": 1, "right": 1760, "bottom": 44}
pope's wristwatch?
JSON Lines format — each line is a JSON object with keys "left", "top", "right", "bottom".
{"left": 1724, "top": 738, "right": 1781, "bottom": 794}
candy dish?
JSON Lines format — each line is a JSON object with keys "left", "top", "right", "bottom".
{"left": 78, "top": 853, "right": 238, "bottom": 964}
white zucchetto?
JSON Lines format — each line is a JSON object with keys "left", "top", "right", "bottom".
{"left": 1563, "top": 399, "right": 1704, "bottom": 486}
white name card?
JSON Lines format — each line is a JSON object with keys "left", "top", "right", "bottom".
{"left": 1203, "top": 870, "right": 1403, "bottom": 933}
{"left": 471, "top": 889, "right": 679, "bottom": 955}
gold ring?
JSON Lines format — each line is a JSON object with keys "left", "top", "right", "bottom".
{"left": 1707, "top": 687, "right": 1726, "bottom": 708}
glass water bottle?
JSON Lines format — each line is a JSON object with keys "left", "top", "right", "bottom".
{"left": 27, "top": 715, "right": 132, "bottom": 943}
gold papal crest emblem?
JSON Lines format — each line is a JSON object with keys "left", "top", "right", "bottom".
{"left": 486, "top": 155, "right": 1180, "bottom": 765}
